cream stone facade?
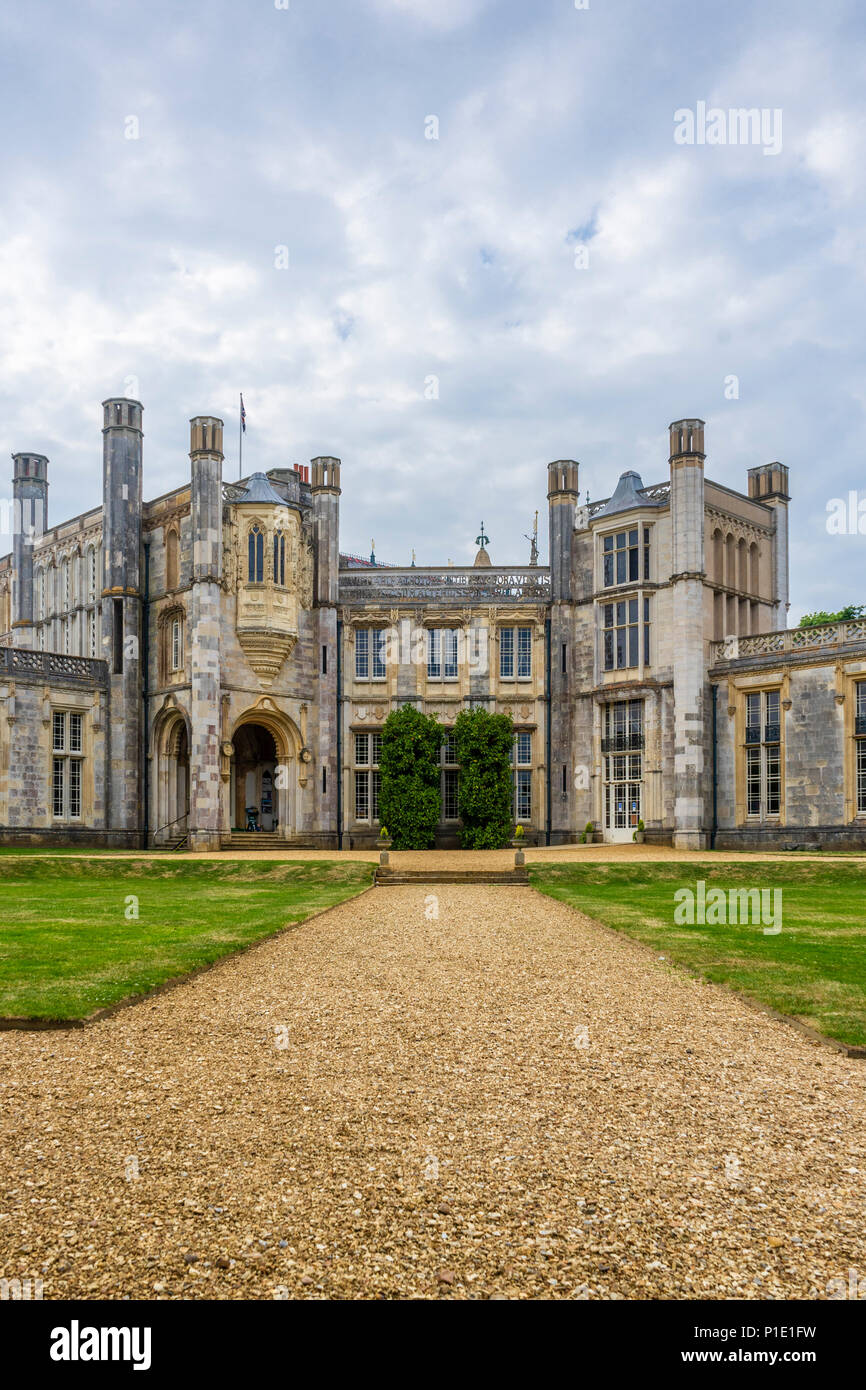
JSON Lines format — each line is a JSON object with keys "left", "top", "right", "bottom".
{"left": 1, "top": 401, "right": 864, "bottom": 849}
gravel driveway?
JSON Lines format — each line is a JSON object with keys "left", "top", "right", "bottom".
{"left": 1, "top": 884, "right": 863, "bottom": 1300}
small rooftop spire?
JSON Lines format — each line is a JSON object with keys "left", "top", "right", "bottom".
{"left": 473, "top": 521, "right": 492, "bottom": 568}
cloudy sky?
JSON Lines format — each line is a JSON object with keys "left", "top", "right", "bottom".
{"left": 1, "top": 0, "right": 864, "bottom": 619}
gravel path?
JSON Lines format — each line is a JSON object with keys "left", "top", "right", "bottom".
{"left": 1, "top": 885, "right": 864, "bottom": 1300}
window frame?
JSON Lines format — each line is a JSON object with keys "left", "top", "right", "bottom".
{"left": 743, "top": 688, "right": 782, "bottom": 820}
{"left": 353, "top": 729, "right": 382, "bottom": 824}
{"left": 600, "top": 525, "right": 652, "bottom": 590}
{"left": 247, "top": 525, "right": 264, "bottom": 584}
{"left": 500, "top": 626, "right": 532, "bottom": 682}
{"left": 51, "top": 710, "right": 85, "bottom": 822}
{"left": 355, "top": 627, "right": 387, "bottom": 682}
{"left": 855, "top": 681, "right": 866, "bottom": 816}
{"left": 602, "top": 596, "right": 650, "bottom": 672}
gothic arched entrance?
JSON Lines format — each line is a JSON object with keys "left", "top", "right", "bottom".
{"left": 232, "top": 723, "right": 279, "bottom": 831}
{"left": 154, "top": 711, "right": 190, "bottom": 843}
{"left": 228, "top": 704, "right": 302, "bottom": 838}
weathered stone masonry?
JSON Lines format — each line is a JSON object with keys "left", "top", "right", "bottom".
{"left": 0, "top": 400, "right": 864, "bottom": 850}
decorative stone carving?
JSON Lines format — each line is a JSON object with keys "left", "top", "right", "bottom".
{"left": 228, "top": 506, "right": 312, "bottom": 685}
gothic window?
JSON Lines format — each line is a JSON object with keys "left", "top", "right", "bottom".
{"left": 725, "top": 533, "right": 736, "bottom": 587}
{"left": 744, "top": 690, "right": 781, "bottom": 817}
{"left": 52, "top": 710, "right": 84, "bottom": 820}
{"left": 166, "top": 528, "right": 179, "bottom": 591}
{"left": 61, "top": 558, "right": 70, "bottom": 612}
{"left": 159, "top": 609, "right": 185, "bottom": 683}
{"left": 737, "top": 538, "right": 748, "bottom": 589}
{"left": 712, "top": 528, "right": 723, "bottom": 583}
{"left": 273, "top": 531, "right": 286, "bottom": 586}
{"left": 171, "top": 616, "right": 183, "bottom": 673}
{"left": 36, "top": 568, "right": 45, "bottom": 619}
{"left": 248, "top": 525, "right": 264, "bottom": 583}
{"left": 87, "top": 546, "right": 98, "bottom": 602}
{"left": 88, "top": 610, "right": 97, "bottom": 658}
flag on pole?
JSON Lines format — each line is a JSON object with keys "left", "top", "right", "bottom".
{"left": 240, "top": 394, "right": 247, "bottom": 433}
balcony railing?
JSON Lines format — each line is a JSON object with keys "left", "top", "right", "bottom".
{"left": 711, "top": 618, "right": 866, "bottom": 664}
{"left": 601, "top": 731, "right": 645, "bottom": 753}
{"left": 339, "top": 566, "right": 551, "bottom": 606}
{"left": 0, "top": 648, "right": 109, "bottom": 684}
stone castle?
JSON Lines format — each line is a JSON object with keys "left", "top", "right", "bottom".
{"left": 0, "top": 400, "right": 864, "bottom": 850}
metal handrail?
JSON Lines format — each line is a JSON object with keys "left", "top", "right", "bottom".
{"left": 153, "top": 812, "right": 189, "bottom": 849}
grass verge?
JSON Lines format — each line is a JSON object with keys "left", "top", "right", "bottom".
{"left": 531, "top": 860, "right": 866, "bottom": 1048}
{"left": 0, "top": 857, "right": 372, "bottom": 1020}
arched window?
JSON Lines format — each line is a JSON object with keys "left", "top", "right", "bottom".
{"left": 86, "top": 546, "right": 97, "bottom": 602}
{"left": 248, "top": 525, "right": 264, "bottom": 583}
{"left": 749, "top": 542, "right": 759, "bottom": 594}
{"left": 273, "top": 531, "right": 285, "bottom": 586}
{"left": 737, "top": 538, "right": 748, "bottom": 590}
{"left": 45, "top": 562, "right": 55, "bottom": 618}
{"left": 712, "top": 528, "right": 723, "bottom": 582}
{"left": 36, "top": 568, "right": 45, "bottom": 619}
{"left": 166, "top": 528, "right": 179, "bottom": 591}
{"left": 725, "top": 534, "right": 736, "bottom": 588}
{"left": 61, "top": 558, "right": 70, "bottom": 612}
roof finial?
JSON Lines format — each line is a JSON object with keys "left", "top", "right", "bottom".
{"left": 524, "top": 509, "right": 539, "bottom": 566}
{"left": 475, "top": 521, "right": 490, "bottom": 549}
{"left": 370, "top": 538, "right": 376, "bottom": 565}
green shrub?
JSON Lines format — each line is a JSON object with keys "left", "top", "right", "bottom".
{"left": 799, "top": 604, "right": 864, "bottom": 628}
{"left": 378, "top": 705, "right": 443, "bottom": 849}
{"left": 454, "top": 708, "right": 514, "bottom": 850}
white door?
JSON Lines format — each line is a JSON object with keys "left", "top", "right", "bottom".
{"left": 603, "top": 763, "right": 642, "bottom": 844}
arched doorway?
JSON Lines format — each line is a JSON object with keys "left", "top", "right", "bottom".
{"left": 232, "top": 723, "right": 280, "bottom": 831}
{"left": 155, "top": 713, "right": 190, "bottom": 842}
{"left": 228, "top": 705, "right": 301, "bottom": 838}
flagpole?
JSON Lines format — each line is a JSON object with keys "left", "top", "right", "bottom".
{"left": 238, "top": 393, "right": 243, "bottom": 480}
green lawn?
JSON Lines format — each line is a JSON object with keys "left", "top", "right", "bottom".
{"left": 531, "top": 861, "right": 866, "bottom": 1048}
{"left": 0, "top": 858, "right": 372, "bottom": 1020}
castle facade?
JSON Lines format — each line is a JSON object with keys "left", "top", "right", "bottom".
{"left": 1, "top": 401, "right": 864, "bottom": 851}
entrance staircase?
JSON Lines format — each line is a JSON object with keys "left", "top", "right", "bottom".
{"left": 221, "top": 831, "right": 286, "bottom": 851}
{"left": 375, "top": 866, "right": 529, "bottom": 885}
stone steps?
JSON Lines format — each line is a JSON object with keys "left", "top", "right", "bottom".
{"left": 221, "top": 832, "right": 285, "bottom": 851}
{"left": 375, "top": 868, "right": 529, "bottom": 885}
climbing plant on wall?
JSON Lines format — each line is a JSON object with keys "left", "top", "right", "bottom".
{"left": 453, "top": 707, "right": 514, "bottom": 850}
{"left": 378, "top": 704, "right": 444, "bottom": 850}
